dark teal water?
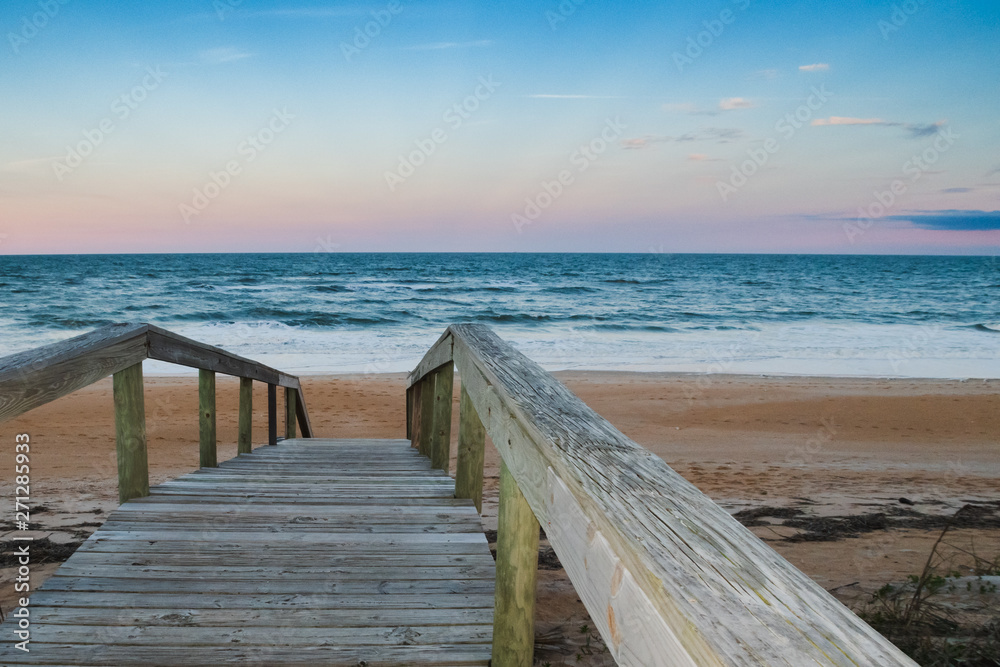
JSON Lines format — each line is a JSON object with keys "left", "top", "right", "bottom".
{"left": 1, "top": 253, "right": 997, "bottom": 376}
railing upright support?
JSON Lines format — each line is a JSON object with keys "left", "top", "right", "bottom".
{"left": 429, "top": 364, "right": 454, "bottom": 472}
{"left": 267, "top": 383, "right": 277, "bottom": 445}
{"left": 417, "top": 375, "right": 434, "bottom": 457}
{"left": 492, "top": 460, "right": 539, "bottom": 667}
{"left": 285, "top": 386, "right": 297, "bottom": 439}
{"left": 199, "top": 369, "right": 217, "bottom": 468}
{"left": 238, "top": 377, "right": 253, "bottom": 455}
{"left": 113, "top": 362, "right": 149, "bottom": 503}
{"left": 455, "top": 384, "right": 485, "bottom": 512}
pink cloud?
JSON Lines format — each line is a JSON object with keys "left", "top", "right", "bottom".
{"left": 811, "top": 116, "right": 887, "bottom": 126}
{"left": 719, "top": 97, "right": 755, "bottom": 110}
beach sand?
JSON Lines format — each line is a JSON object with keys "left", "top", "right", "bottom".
{"left": 2, "top": 372, "right": 998, "bottom": 663}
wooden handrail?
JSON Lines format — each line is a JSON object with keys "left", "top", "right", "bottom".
{"left": 0, "top": 323, "right": 313, "bottom": 503}
{"left": 0, "top": 323, "right": 310, "bottom": 430}
{"left": 409, "top": 324, "right": 916, "bottom": 667}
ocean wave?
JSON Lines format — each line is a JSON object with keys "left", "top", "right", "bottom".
{"left": 970, "top": 323, "right": 1000, "bottom": 334}
{"left": 309, "top": 285, "right": 349, "bottom": 293}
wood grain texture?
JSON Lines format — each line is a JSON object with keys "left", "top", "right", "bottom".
{"left": 455, "top": 383, "right": 486, "bottom": 513}
{"left": 285, "top": 386, "right": 297, "bottom": 439}
{"left": 0, "top": 438, "right": 494, "bottom": 665}
{"left": 267, "top": 383, "right": 277, "bottom": 446}
{"left": 146, "top": 325, "right": 297, "bottom": 387}
{"left": 198, "top": 369, "right": 217, "bottom": 468}
{"left": 439, "top": 323, "right": 916, "bottom": 667}
{"left": 293, "top": 385, "right": 313, "bottom": 438}
{"left": 407, "top": 328, "right": 453, "bottom": 387}
{"left": 491, "top": 460, "right": 539, "bottom": 667}
{"left": 238, "top": 377, "right": 253, "bottom": 454}
{"left": 408, "top": 381, "right": 423, "bottom": 449}
{"left": 0, "top": 322, "right": 148, "bottom": 422}
{"left": 429, "top": 363, "right": 454, "bottom": 473}
{"left": 113, "top": 362, "right": 149, "bottom": 503}
{"left": 1, "top": 323, "right": 314, "bottom": 440}
{"left": 417, "top": 376, "right": 435, "bottom": 458}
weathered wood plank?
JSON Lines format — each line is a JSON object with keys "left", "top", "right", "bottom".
{"left": 491, "top": 460, "right": 539, "bottom": 667}
{"left": 59, "top": 551, "right": 495, "bottom": 569}
{"left": 238, "top": 377, "right": 253, "bottom": 454}
{"left": 2, "top": 643, "right": 492, "bottom": 665}
{"left": 54, "top": 563, "right": 497, "bottom": 581}
{"left": 112, "top": 362, "right": 149, "bottom": 504}
{"left": 31, "top": 606, "right": 494, "bottom": 628}
{"left": 41, "top": 576, "right": 496, "bottom": 596}
{"left": 0, "top": 322, "right": 148, "bottom": 422}
{"left": 407, "top": 328, "right": 454, "bottom": 387}
{"left": 293, "top": 384, "right": 313, "bottom": 438}
{"left": 0, "top": 438, "right": 496, "bottom": 664}
{"left": 285, "top": 385, "right": 297, "bottom": 439}
{"left": 408, "top": 380, "right": 423, "bottom": 449}
{"left": 442, "top": 323, "right": 916, "bottom": 666}
{"left": 146, "top": 324, "right": 297, "bottom": 387}
{"left": 31, "top": 623, "right": 494, "bottom": 647}
{"left": 429, "top": 363, "right": 454, "bottom": 473}
{"left": 455, "top": 383, "right": 486, "bottom": 513}
{"left": 198, "top": 369, "right": 217, "bottom": 468}
{"left": 267, "top": 382, "right": 277, "bottom": 446}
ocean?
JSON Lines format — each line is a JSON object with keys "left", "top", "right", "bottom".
{"left": 0, "top": 253, "right": 997, "bottom": 378}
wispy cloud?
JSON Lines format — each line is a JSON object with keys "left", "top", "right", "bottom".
{"left": 200, "top": 47, "right": 252, "bottom": 64}
{"left": 812, "top": 116, "right": 886, "bottom": 126}
{"left": 1, "top": 156, "right": 60, "bottom": 174}
{"left": 719, "top": 97, "right": 755, "bottom": 110}
{"left": 811, "top": 117, "right": 947, "bottom": 139}
{"left": 799, "top": 63, "right": 830, "bottom": 72}
{"left": 527, "top": 94, "right": 625, "bottom": 99}
{"left": 621, "top": 128, "right": 744, "bottom": 149}
{"left": 887, "top": 209, "right": 1000, "bottom": 231}
{"left": 405, "top": 40, "right": 493, "bottom": 51}
{"left": 688, "top": 153, "right": 723, "bottom": 162}
{"left": 751, "top": 69, "right": 779, "bottom": 80}
{"left": 662, "top": 99, "right": 755, "bottom": 115}
{"left": 940, "top": 187, "right": 974, "bottom": 194}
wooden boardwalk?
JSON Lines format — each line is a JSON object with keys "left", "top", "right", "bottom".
{"left": 5, "top": 439, "right": 495, "bottom": 665}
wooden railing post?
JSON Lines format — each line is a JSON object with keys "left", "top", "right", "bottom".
{"left": 238, "top": 377, "right": 253, "bottom": 455}
{"left": 492, "top": 460, "right": 539, "bottom": 667}
{"left": 417, "top": 375, "right": 434, "bottom": 457}
{"left": 455, "top": 384, "right": 485, "bottom": 512}
{"left": 429, "top": 364, "right": 453, "bottom": 473}
{"left": 199, "top": 369, "right": 217, "bottom": 468}
{"left": 285, "top": 386, "right": 297, "bottom": 439}
{"left": 113, "top": 362, "right": 149, "bottom": 503}
{"left": 267, "top": 383, "right": 277, "bottom": 445}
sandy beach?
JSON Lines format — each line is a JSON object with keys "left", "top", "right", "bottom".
{"left": 2, "top": 372, "right": 998, "bottom": 663}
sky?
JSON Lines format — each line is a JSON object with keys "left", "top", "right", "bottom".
{"left": 1, "top": 0, "right": 999, "bottom": 254}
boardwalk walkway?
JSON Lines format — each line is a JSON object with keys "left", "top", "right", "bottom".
{"left": 5, "top": 439, "right": 495, "bottom": 665}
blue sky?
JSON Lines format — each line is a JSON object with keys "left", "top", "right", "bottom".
{"left": 1, "top": 0, "right": 998, "bottom": 253}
